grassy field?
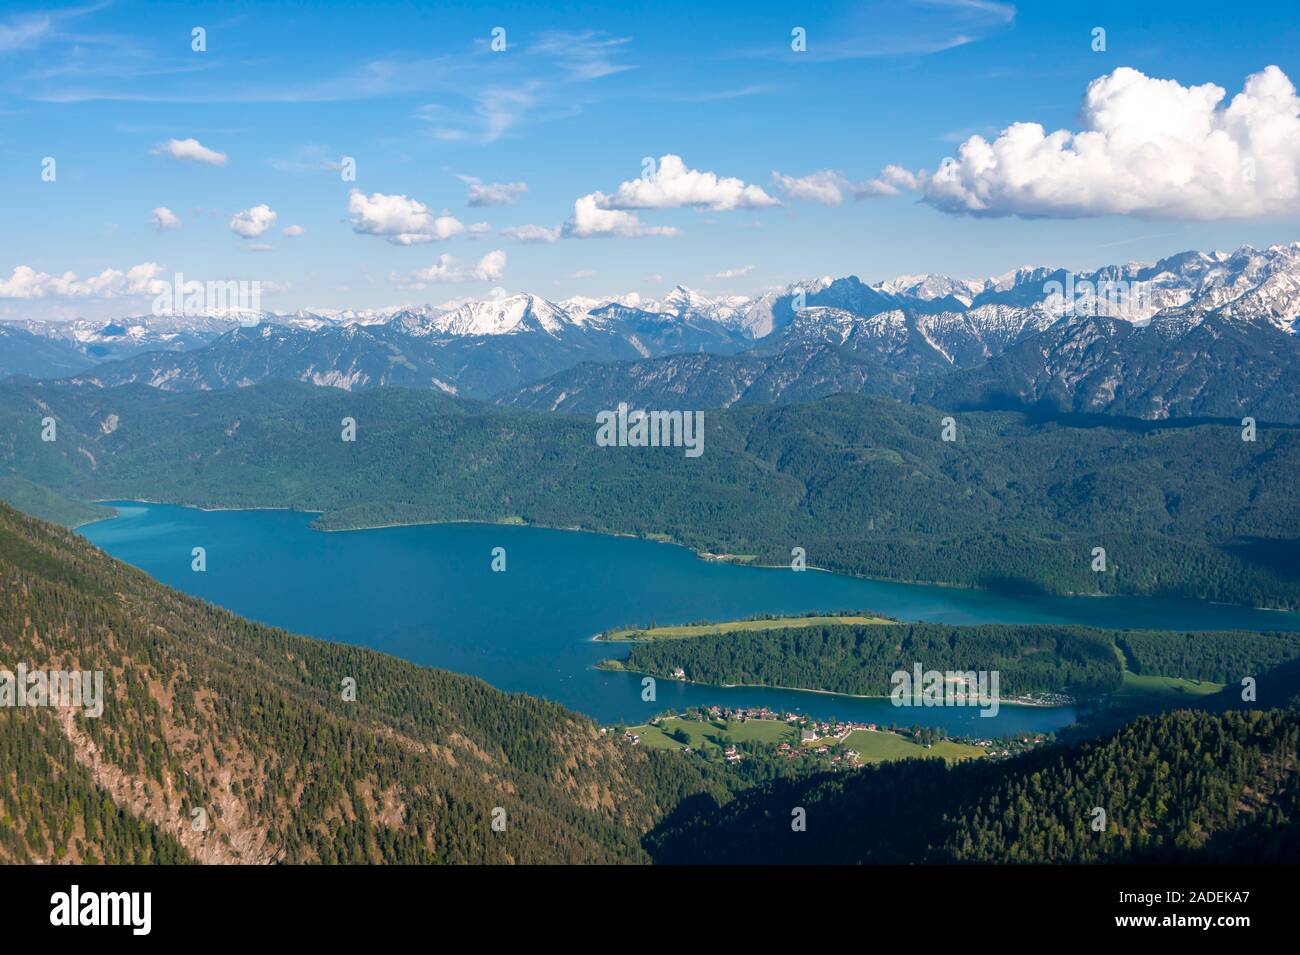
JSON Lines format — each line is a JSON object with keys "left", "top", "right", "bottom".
{"left": 626, "top": 717, "right": 988, "bottom": 765}
{"left": 1116, "top": 670, "right": 1225, "bottom": 699}
{"left": 599, "top": 614, "right": 892, "bottom": 642}
{"left": 833, "top": 730, "right": 986, "bottom": 764}
{"left": 628, "top": 717, "right": 798, "bottom": 750}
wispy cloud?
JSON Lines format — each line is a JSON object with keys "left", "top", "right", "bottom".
{"left": 412, "top": 31, "right": 633, "bottom": 144}
{"left": 0, "top": 12, "right": 54, "bottom": 52}
{"left": 28, "top": 26, "right": 635, "bottom": 157}
{"left": 416, "top": 83, "right": 544, "bottom": 145}
{"left": 33, "top": 54, "right": 465, "bottom": 104}
{"left": 673, "top": 84, "right": 779, "bottom": 103}
{"left": 733, "top": 0, "right": 1015, "bottom": 62}
{"left": 0, "top": 2, "right": 115, "bottom": 54}
{"left": 527, "top": 30, "right": 634, "bottom": 81}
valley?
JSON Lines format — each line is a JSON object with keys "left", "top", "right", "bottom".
{"left": 4, "top": 380, "right": 1300, "bottom": 609}
{"left": 75, "top": 502, "right": 1300, "bottom": 730}
{"left": 5, "top": 497, "right": 1298, "bottom": 866}
{"left": 5, "top": 0, "right": 1300, "bottom": 892}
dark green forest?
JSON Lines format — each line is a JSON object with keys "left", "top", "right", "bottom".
{"left": 612, "top": 620, "right": 1300, "bottom": 698}
{"left": 0, "top": 501, "right": 730, "bottom": 863}
{"left": 646, "top": 708, "right": 1300, "bottom": 864}
{"left": 1119, "top": 629, "right": 1300, "bottom": 683}
{"left": 2, "top": 380, "right": 1300, "bottom": 608}
{"left": 2, "top": 501, "right": 1298, "bottom": 864}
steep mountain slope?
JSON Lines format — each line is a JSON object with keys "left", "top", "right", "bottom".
{"left": 0, "top": 326, "right": 95, "bottom": 379}
{"left": 498, "top": 344, "right": 911, "bottom": 413}
{"left": 4, "top": 381, "right": 1300, "bottom": 608}
{"left": 0, "top": 475, "right": 113, "bottom": 528}
{"left": 502, "top": 243, "right": 1300, "bottom": 420}
{"left": 65, "top": 321, "right": 565, "bottom": 396}
{"left": 0, "top": 502, "right": 723, "bottom": 863}
{"left": 927, "top": 310, "right": 1300, "bottom": 421}
{"left": 66, "top": 324, "right": 446, "bottom": 392}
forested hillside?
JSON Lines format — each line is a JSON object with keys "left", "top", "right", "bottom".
{"left": 646, "top": 708, "right": 1300, "bottom": 863}
{"left": 0, "top": 502, "right": 726, "bottom": 864}
{"left": 0, "top": 476, "right": 113, "bottom": 529}
{"left": 614, "top": 621, "right": 1124, "bottom": 697}
{"left": 3, "top": 501, "right": 1297, "bottom": 865}
{"left": 611, "top": 620, "right": 1300, "bottom": 699}
{"left": 2, "top": 381, "right": 1299, "bottom": 608}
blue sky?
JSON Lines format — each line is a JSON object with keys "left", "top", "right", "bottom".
{"left": 2, "top": 0, "right": 1299, "bottom": 319}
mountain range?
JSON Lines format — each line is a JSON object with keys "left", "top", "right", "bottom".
{"left": 504, "top": 243, "right": 1300, "bottom": 420}
{"left": 4, "top": 241, "right": 1300, "bottom": 420}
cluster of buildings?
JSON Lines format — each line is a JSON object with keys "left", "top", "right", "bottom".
{"left": 977, "top": 735, "right": 1048, "bottom": 759}
{"left": 692, "top": 704, "right": 782, "bottom": 721}
{"left": 777, "top": 740, "right": 862, "bottom": 766}
{"left": 795, "top": 717, "right": 878, "bottom": 742}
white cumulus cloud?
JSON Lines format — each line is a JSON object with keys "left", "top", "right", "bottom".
{"left": 598, "top": 155, "right": 778, "bottom": 211}
{"left": 564, "top": 195, "right": 677, "bottom": 238}
{"left": 772, "top": 170, "right": 852, "bottom": 205}
{"left": 862, "top": 165, "right": 921, "bottom": 197}
{"left": 500, "top": 155, "right": 772, "bottom": 241}
{"left": 347, "top": 188, "right": 465, "bottom": 244}
{"left": 0, "top": 262, "right": 167, "bottom": 299}
{"left": 773, "top": 167, "right": 920, "bottom": 204}
{"left": 501, "top": 223, "right": 562, "bottom": 243}
{"left": 152, "top": 137, "right": 228, "bottom": 166}
{"left": 282, "top": 224, "right": 305, "bottom": 237}
{"left": 229, "top": 204, "right": 278, "bottom": 239}
{"left": 150, "top": 206, "right": 182, "bottom": 230}
{"left": 899, "top": 65, "right": 1300, "bottom": 219}
{"left": 460, "top": 176, "right": 528, "bottom": 206}
{"left": 404, "top": 249, "right": 507, "bottom": 286}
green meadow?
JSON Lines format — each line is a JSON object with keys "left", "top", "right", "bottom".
{"left": 1116, "top": 670, "right": 1225, "bottom": 699}
{"left": 628, "top": 717, "right": 798, "bottom": 750}
{"left": 833, "top": 730, "right": 986, "bottom": 764}
{"left": 626, "top": 718, "right": 988, "bottom": 766}
{"left": 599, "top": 614, "right": 892, "bottom": 642}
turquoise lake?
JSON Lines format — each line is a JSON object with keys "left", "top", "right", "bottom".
{"left": 81, "top": 503, "right": 1300, "bottom": 735}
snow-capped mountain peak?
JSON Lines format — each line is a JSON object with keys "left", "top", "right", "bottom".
{"left": 874, "top": 273, "right": 983, "bottom": 305}
{"left": 394, "top": 293, "right": 576, "bottom": 338}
